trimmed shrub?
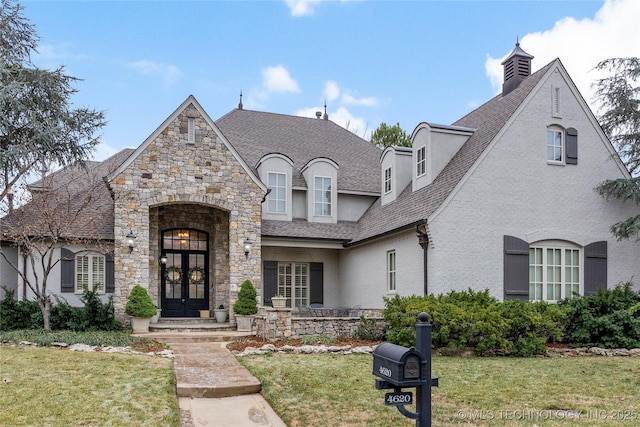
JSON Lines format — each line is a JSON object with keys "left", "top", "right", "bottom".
{"left": 559, "top": 282, "right": 640, "bottom": 349}
{"left": 125, "top": 285, "right": 157, "bottom": 318}
{"left": 234, "top": 280, "right": 258, "bottom": 315}
{"left": 0, "top": 288, "right": 42, "bottom": 330}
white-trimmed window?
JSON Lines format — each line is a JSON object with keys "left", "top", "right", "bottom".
{"left": 314, "top": 176, "right": 332, "bottom": 216}
{"left": 416, "top": 146, "right": 426, "bottom": 176}
{"left": 384, "top": 167, "right": 392, "bottom": 194}
{"left": 75, "top": 252, "right": 105, "bottom": 293}
{"left": 529, "top": 244, "right": 580, "bottom": 302}
{"left": 267, "top": 172, "right": 286, "bottom": 213}
{"left": 187, "top": 118, "right": 195, "bottom": 143}
{"left": 278, "top": 262, "right": 309, "bottom": 308}
{"left": 547, "top": 127, "right": 563, "bottom": 162}
{"left": 387, "top": 250, "right": 397, "bottom": 292}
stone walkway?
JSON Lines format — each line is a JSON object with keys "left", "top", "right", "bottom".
{"left": 155, "top": 335, "right": 287, "bottom": 427}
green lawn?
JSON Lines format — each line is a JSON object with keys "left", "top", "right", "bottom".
{"left": 240, "top": 353, "right": 640, "bottom": 427}
{"left": 0, "top": 345, "right": 180, "bottom": 427}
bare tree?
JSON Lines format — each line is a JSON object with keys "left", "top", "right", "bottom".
{"left": 0, "top": 162, "right": 115, "bottom": 330}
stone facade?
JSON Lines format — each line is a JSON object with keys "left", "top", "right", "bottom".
{"left": 253, "top": 306, "right": 385, "bottom": 341}
{"left": 108, "top": 101, "right": 265, "bottom": 321}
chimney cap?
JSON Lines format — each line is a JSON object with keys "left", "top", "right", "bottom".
{"left": 315, "top": 111, "right": 322, "bottom": 119}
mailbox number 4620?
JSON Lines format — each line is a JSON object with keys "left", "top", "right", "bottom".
{"left": 385, "top": 391, "right": 413, "bottom": 406}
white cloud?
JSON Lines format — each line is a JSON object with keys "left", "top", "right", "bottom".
{"left": 130, "top": 60, "right": 182, "bottom": 87}
{"left": 263, "top": 66, "right": 300, "bottom": 93}
{"left": 342, "top": 93, "right": 379, "bottom": 107}
{"left": 284, "top": 0, "right": 323, "bottom": 17}
{"left": 486, "top": 0, "right": 640, "bottom": 113}
{"left": 324, "top": 81, "right": 340, "bottom": 102}
{"left": 294, "top": 105, "right": 370, "bottom": 138}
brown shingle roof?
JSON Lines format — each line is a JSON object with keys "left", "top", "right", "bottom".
{"left": 2, "top": 149, "right": 134, "bottom": 241}
{"left": 349, "top": 60, "right": 556, "bottom": 244}
{"left": 216, "top": 109, "right": 382, "bottom": 194}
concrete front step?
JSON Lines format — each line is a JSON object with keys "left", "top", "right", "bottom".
{"left": 150, "top": 322, "right": 237, "bottom": 333}
{"left": 171, "top": 342, "right": 262, "bottom": 398}
{"left": 143, "top": 330, "right": 254, "bottom": 344}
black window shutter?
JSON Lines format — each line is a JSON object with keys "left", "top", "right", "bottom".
{"left": 566, "top": 127, "right": 578, "bottom": 165}
{"left": 105, "top": 253, "right": 115, "bottom": 293}
{"left": 584, "top": 241, "right": 607, "bottom": 295}
{"left": 263, "top": 261, "right": 278, "bottom": 306}
{"left": 60, "top": 248, "right": 75, "bottom": 293}
{"left": 503, "top": 235, "right": 529, "bottom": 300}
{"left": 310, "top": 262, "right": 324, "bottom": 304}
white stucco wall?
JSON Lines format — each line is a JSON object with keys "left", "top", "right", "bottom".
{"left": 0, "top": 244, "right": 19, "bottom": 299}
{"left": 426, "top": 66, "right": 640, "bottom": 299}
{"left": 339, "top": 230, "right": 424, "bottom": 308}
{"left": 262, "top": 246, "right": 341, "bottom": 306}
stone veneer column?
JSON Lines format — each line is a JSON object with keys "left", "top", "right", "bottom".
{"left": 109, "top": 103, "right": 265, "bottom": 322}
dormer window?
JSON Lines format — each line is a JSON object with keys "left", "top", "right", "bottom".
{"left": 314, "top": 176, "right": 332, "bottom": 216}
{"left": 384, "top": 167, "right": 392, "bottom": 194}
{"left": 267, "top": 172, "right": 286, "bottom": 213}
{"left": 416, "top": 146, "right": 426, "bottom": 177}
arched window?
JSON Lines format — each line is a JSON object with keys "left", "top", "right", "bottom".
{"left": 75, "top": 251, "right": 106, "bottom": 294}
{"left": 529, "top": 240, "right": 580, "bottom": 302}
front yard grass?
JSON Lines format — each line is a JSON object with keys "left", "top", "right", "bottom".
{"left": 240, "top": 353, "right": 640, "bottom": 426}
{"left": 0, "top": 345, "right": 180, "bottom": 427}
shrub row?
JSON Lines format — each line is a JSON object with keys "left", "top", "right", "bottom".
{"left": 383, "top": 282, "right": 640, "bottom": 356}
{"left": 0, "top": 287, "right": 122, "bottom": 332}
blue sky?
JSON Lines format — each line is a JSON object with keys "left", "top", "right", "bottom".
{"left": 22, "top": 0, "right": 640, "bottom": 161}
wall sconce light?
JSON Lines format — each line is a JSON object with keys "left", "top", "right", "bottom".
{"left": 243, "top": 238, "right": 252, "bottom": 259}
{"left": 126, "top": 230, "right": 136, "bottom": 254}
{"left": 159, "top": 254, "right": 167, "bottom": 265}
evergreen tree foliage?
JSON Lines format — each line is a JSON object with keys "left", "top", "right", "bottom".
{"left": 594, "top": 57, "right": 640, "bottom": 240}
{"left": 370, "top": 122, "right": 411, "bottom": 148}
{"left": 233, "top": 280, "right": 258, "bottom": 315}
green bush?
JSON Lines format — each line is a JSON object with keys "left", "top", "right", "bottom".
{"left": 355, "top": 316, "right": 386, "bottom": 341}
{"left": 559, "top": 282, "right": 640, "bottom": 349}
{"left": 124, "top": 285, "right": 157, "bottom": 318}
{"left": 1, "top": 287, "right": 122, "bottom": 332}
{"left": 499, "top": 300, "right": 566, "bottom": 356}
{"left": 384, "top": 289, "right": 512, "bottom": 355}
{"left": 234, "top": 280, "right": 258, "bottom": 315}
{"left": 0, "top": 288, "right": 41, "bottom": 330}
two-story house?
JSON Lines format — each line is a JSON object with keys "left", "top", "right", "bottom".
{"left": 2, "top": 43, "right": 638, "bottom": 320}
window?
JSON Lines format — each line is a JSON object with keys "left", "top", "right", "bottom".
{"left": 416, "top": 146, "right": 426, "bottom": 176}
{"left": 278, "top": 262, "right": 309, "bottom": 308}
{"left": 529, "top": 245, "right": 580, "bottom": 302}
{"left": 387, "top": 250, "right": 396, "bottom": 292}
{"left": 547, "top": 128, "right": 563, "bottom": 162}
{"left": 267, "top": 172, "right": 286, "bottom": 213}
{"left": 384, "top": 167, "right": 392, "bottom": 194}
{"left": 314, "top": 176, "right": 332, "bottom": 216}
{"left": 75, "top": 253, "right": 105, "bottom": 293}
{"left": 187, "top": 118, "right": 195, "bottom": 143}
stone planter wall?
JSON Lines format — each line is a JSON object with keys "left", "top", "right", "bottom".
{"left": 253, "top": 306, "right": 385, "bottom": 341}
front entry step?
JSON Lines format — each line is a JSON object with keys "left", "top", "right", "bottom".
{"left": 143, "top": 318, "right": 254, "bottom": 343}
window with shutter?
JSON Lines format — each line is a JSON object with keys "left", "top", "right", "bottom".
{"left": 74, "top": 252, "right": 106, "bottom": 294}
{"left": 263, "top": 261, "right": 278, "bottom": 306}
{"left": 584, "top": 241, "right": 607, "bottom": 295}
{"left": 60, "top": 248, "right": 75, "bottom": 293}
{"left": 503, "top": 236, "right": 530, "bottom": 300}
{"left": 566, "top": 127, "right": 578, "bottom": 165}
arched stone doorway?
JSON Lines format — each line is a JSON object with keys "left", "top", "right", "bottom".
{"left": 150, "top": 203, "right": 230, "bottom": 317}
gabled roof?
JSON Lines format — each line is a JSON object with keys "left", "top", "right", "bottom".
{"left": 349, "top": 60, "right": 557, "bottom": 245}
{"left": 215, "top": 109, "right": 382, "bottom": 194}
{"left": 106, "top": 95, "right": 267, "bottom": 193}
{"left": 2, "top": 149, "right": 134, "bottom": 241}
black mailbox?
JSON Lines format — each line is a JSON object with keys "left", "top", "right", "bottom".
{"left": 372, "top": 342, "right": 423, "bottom": 387}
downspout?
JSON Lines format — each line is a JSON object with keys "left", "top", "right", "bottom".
{"left": 22, "top": 247, "right": 28, "bottom": 300}
{"left": 416, "top": 223, "right": 429, "bottom": 296}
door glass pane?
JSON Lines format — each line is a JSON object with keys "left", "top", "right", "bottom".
{"left": 188, "top": 253, "right": 206, "bottom": 299}
{"left": 164, "top": 253, "right": 182, "bottom": 299}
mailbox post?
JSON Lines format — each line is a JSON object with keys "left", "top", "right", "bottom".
{"left": 372, "top": 312, "right": 438, "bottom": 427}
